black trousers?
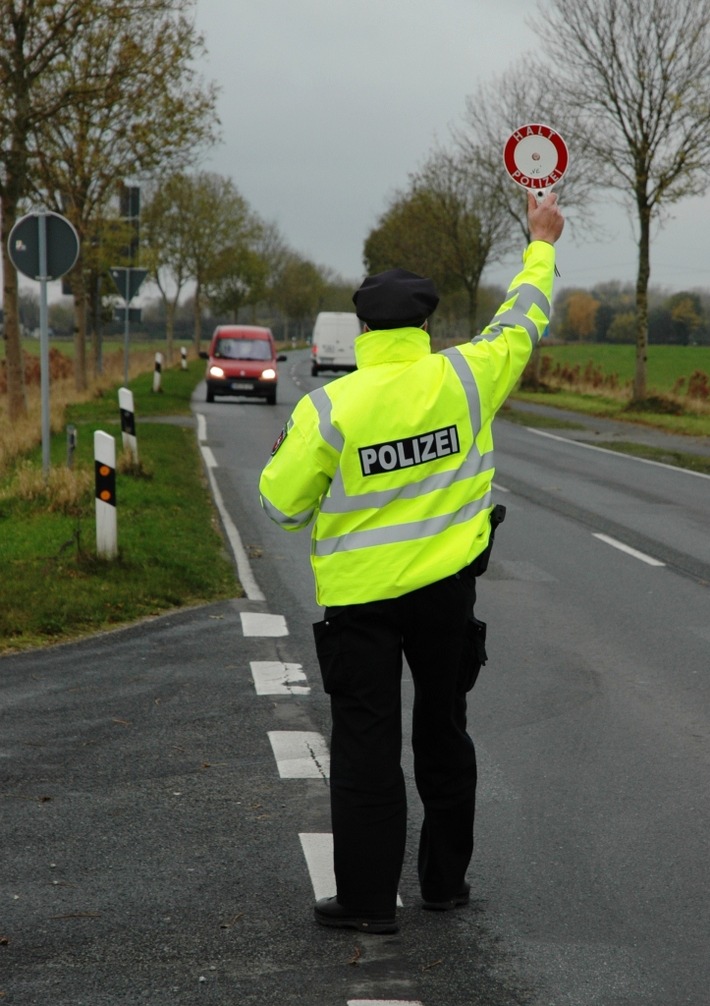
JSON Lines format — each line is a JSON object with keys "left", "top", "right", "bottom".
{"left": 313, "top": 569, "right": 484, "bottom": 913}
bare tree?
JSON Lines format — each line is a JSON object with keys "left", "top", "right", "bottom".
{"left": 412, "top": 149, "right": 514, "bottom": 337}
{"left": 455, "top": 56, "right": 600, "bottom": 246}
{"left": 0, "top": 0, "right": 94, "bottom": 419}
{"left": 144, "top": 172, "right": 256, "bottom": 352}
{"left": 533, "top": 0, "right": 710, "bottom": 400}
{"left": 272, "top": 253, "right": 327, "bottom": 340}
{"left": 32, "top": 0, "right": 218, "bottom": 389}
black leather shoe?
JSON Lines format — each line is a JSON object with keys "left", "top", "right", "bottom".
{"left": 421, "top": 882, "right": 471, "bottom": 911}
{"left": 314, "top": 897, "right": 398, "bottom": 934}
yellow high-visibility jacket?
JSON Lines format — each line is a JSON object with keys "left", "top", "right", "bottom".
{"left": 259, "top": 241, "right": 555, "bottom": 606}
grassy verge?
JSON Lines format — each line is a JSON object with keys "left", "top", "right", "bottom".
{"left": 501, "top": 406, "right": 710, "bottom": 474}
{"left": 512, "top": 388, "right": 710, "bottom": 438}
{"left": 498, "top": 407, "right": 589, "bottom": 431}
{"left": 0, "top": 360, "right": 239, "bottom": 655}
{"left": 592, "top": 442, "right": 710, "bottom": 475}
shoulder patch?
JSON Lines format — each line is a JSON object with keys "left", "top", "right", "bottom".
{"left": 271, "top": 425, "right": 288, "bottom": 455}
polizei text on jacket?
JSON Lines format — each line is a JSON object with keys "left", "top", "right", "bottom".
{"left": 358, "top": 425, "right": 460, "bottom": 476}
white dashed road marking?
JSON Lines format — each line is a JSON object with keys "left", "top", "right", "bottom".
{"left": 268, "top": 731, "right": 330, "bottom": 779}
{"left": 250, "top": 660, "right": 310, "bottom": 695}
{"left": 348, "top": 1001, "right": 424, "bottom": 1006}
{"left": 200, "top": 417, "right": 423, "bottom": 1004}
{"left": 300, "top": 833, "right": 404, "bottom": 907}
{"left": 240, "top": 612, "right": 288, "bottom": 636}
{"left": 299, "top": 833, "right": 337, "bottom": 901}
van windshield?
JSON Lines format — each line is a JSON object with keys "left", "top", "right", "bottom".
{"left": 214, "top": 339, "right": 271, "bottom": 361}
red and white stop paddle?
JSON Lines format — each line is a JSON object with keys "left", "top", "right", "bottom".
{"left": 503, "top": 123, "right": 569, "bottom": 201}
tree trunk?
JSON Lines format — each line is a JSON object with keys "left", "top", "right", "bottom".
{"left": 71, "top": 265, "right": 88, "bottom": 392}
{"left": 633, "top": 204, "right": 651, "bottom": 402}
{"left": 90, "top": 274, "right": 104, "bottom": 378}
{"left": 165, "top": 298, "right": 177, "bottom": 365}
{"left": 1, "top": 194, "right": 27, "bottom": 419}
{"left": 465, "top": 281, "right": 479, "bottom": 340}
{"left": 193, "top": 280, "right": 202, "bottom": 351}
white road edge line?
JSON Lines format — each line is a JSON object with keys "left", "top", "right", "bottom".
{"left": 200, "top": 446, "right": 217, "bottom": 469}
{"left": 526, "top": 427, "right": 710, "bottom": 480}
{"left": 194, "top": 413, "right": 265, "bottom": 602}
{"left": 592, "top": 533, "right": 666, "bottom": 567}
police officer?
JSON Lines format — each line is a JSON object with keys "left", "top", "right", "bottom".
{"left": 259, "top": 192, "right": 564, "bottom": 934}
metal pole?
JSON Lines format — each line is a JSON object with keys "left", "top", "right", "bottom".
{"left": 66, "top": 424, "right": 77, "bottom": 468}
{"left": 38, "top": 212, "right": 51, "bottom": 478}
{"left": 123, "top": 269, "right": 130, "bottom": 385}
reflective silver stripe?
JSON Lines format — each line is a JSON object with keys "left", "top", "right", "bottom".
{"left": 321, "top": 447, "right": 493, "bottom": 514}
{"left": 474, "top": 282, "right": 550, "bottom": 345}
{"left": 314, "top": 490, "right": 492, "bottom": 556}
{"left": 440, "top": 345, "right": 481, "bottom": 421}
{"left": 260, "top": 493, "right": 314, "bottom": 528}
{"left": 310, "top": 387, "right": 344, "bottom": 454}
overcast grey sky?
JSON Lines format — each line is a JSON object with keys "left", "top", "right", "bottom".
{"left": 192, "top": 0, "right": 710, "bottom": 294}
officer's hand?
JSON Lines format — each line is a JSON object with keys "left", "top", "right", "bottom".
{"left": 528, "top": 192, "right": 565, "bottom": 245}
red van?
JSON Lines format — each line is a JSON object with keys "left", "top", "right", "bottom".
{"left": 200, "top": 325, "right": 287, "bottom": 405}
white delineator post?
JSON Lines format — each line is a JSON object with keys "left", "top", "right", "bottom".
{"left": 94, "top": 431, "right": 117, "bottom": 559}
{"left": 181, "top": 346, "right": 187, "bottom": 370}
{"left": 153, "top": 352, "right": 163, "bottom": 392}
{"left": 118, "top": 386, "right": 138, "bottom": 463}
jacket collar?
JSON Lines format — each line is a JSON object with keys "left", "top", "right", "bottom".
{"left": 354, "top": 327, "right": 431, "bottom": 368}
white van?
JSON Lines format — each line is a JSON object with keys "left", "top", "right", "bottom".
{"left": 311, "top": 312, "right": 361, "bottom": 376}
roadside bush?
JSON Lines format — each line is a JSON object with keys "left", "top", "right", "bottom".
{"left": 0, "top": 347, "right": 73, "bottom": 392}
{"left": 623, "top": 395, "right": 685, "bottom": 416}
{"left": 673, "top": 370, "right": 710, "bottom": 401}
{"left": 521, "top": 354, "right": 623, "bottom": 395}
{"left": 1, "top": 460, "right": 93, "bottom": 515}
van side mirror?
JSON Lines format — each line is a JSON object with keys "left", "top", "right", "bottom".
{"left": 199, "top": 351, "right": 209, "bottom": 360}
{"left": 277, "top": 354, "right": 287, "bottom": 362}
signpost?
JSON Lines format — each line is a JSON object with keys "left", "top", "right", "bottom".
{"left": 503, "top": 123, "right": 569, "bottom": 200}
{"left": 110, "top": 267, "right": 148, "bottom": 385}
{"left": 8, "top": 211, "right": 80, "bottom": 475}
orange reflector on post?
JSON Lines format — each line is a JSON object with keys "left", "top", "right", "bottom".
{"left": 95, "top": 460, "right": 116, "bottom": 506}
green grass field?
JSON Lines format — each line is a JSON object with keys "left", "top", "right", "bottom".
{"left": 0, "top": 335, "right": 188, "bottom": 358}
{"left": 515, "top": 342, "right": 710, "bottom": 438}
{"left": 536, "top": 342, "right": 710, "bottom": 392}
{"left": 9, "top": 336, "right": 708, "bottom": 391}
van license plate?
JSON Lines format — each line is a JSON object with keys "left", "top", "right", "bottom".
{"left": 231, "top": 382, "right": 252, "bottom": 390}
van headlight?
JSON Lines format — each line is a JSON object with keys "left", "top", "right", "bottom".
{"left": 209, "top": 365, "right": 225, "bottom": 378}
{"left": 261, "top": 368, "right": 277, "bottom": 380}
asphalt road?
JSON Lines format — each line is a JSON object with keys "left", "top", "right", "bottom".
{"left": 2, "top": 349, "right": 708, "bottom": 1005}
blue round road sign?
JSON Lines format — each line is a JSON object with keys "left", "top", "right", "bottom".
{"left": 8, "top": 211, "right": 80, "bottom": 281}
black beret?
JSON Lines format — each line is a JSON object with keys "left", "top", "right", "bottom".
{"left": 352, "top": 268, "right": 439, "bottom": 326}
